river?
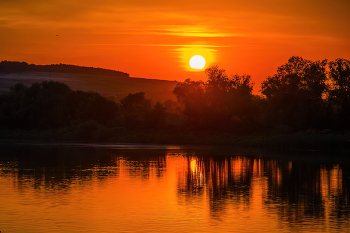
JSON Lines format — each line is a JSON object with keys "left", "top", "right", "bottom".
{"left": 0, "top": 141, "right": 349, "bottom": 232}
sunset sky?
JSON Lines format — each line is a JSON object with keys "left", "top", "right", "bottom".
{"left": 1, "top": 0, "right": 349, "bottom": 92}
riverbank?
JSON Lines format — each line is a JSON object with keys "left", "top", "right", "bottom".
{"left": 1, "top": 127, "right": 350, "bottom": 152}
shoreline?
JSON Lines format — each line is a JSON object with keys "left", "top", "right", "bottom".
{"left": 1, "top": 128, "right": 350, "bottom": 153}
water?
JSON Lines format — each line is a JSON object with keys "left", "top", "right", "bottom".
{"left": 0, "top": 142, "right": 349, "bottom": 232}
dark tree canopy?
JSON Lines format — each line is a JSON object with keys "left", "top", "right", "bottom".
{"left": 63, "top": 90, "right": 119, "bottom": 125}
{"left": 119, "top": 92, "right": 167, "bottom": 129}
{"left": 0, "top": 81, "right": 118, "bottom": 129}
{"left": 120, "top": 92, "right": 149, "bottom": 112}
{"left": 173, "top": 66, "right": 257, "bottom": 131}
{"left": 261, "top": 56, "right": 327, "bottom": 101}
{"left": 261, "top": 56, "right": 328, "bottom": 130}
{"left": 173, "top": 79, "right": 206, "bottom": 129}
{"left": 328, "top": 58, "right": 350, "bottom": 130}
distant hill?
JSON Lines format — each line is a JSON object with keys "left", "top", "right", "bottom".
{"left": 0, "top": 61, "right": 178, "bottom": 102}
{"left": 0, "top": 60, "right": 129, "bottom": 77}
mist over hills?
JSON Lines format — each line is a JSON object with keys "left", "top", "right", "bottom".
{"left": 0, "top": 61, "right": 178, "bottom": 102}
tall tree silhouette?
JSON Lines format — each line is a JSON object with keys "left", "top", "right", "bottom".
{"left": 173, "top": 79, "right": 207, "bottom": 130}
{"left": 329, "top": 58, "right": 350, "bottom": 130}
{"left": 173, "top": 66, "right": 257, "bottom": 131}
{"left": 261, "top": 56, "right": 328, "bottom": 130}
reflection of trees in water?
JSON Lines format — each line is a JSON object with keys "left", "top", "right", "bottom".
{"left": 206, "top": 156, "right": 253, "bottom": 215}
{"left": 176, "top": 154, "right": 350, "bottom": 224}
{"left": 0, "top": 145, "right": 166, "bottom": 192}
{"left": 121, "top": 153, "right": 166, "bottom": 179}
{"left": 0, "top": 145, "right": 120, "bottom": 192}
{"left": 267, "top": 162, "right": 350, "bottom": 227}
{"left": 177, "top": 157, "right": 205, "bottom": 197}
{"left": 2, "top": 145, "right": 349, "bottom": 225}
{"left": 177, "top": 155, "right": 253, "bottom": 217}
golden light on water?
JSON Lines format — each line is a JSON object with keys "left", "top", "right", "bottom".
{"left": 190, "top": 159, "right": 197, "bottom": 173}
{"left": 1, "top": 147, "right": 349, "bottom": 232}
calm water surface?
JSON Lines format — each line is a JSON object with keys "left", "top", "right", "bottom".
{"left": 0, "top": 142, "right": 350, "bottom": 232}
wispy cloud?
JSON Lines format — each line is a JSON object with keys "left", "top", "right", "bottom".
{"left": 151, "top": 25, "right": 244, "bottom": 38}
{"left": 79, "top": 44, "right": 233, "bottom": 47}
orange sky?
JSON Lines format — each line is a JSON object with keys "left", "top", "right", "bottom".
{"left": 1, "top": 0, "right": 349, "bottom": 93}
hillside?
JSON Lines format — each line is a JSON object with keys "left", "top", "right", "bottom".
{"left": 0, "top": 61, "right": 178, "bottom": 102}
{"left": 0, "top": 71, "right": 178, "bottom": 102}
{"left": 0, "top": 61, "right": 130, "bottom": 77}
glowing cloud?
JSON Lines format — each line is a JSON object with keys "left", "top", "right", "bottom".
{"left": 156, "top": 25, "right": 241, "bottom": 37}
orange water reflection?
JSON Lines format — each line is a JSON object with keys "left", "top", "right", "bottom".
{"left": 0, "top": 145, "right": 349, "bottom": 232}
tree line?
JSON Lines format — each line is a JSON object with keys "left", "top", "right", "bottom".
{"left": 0, "top": 81, "right": 168, "bottom": 132}
{"left": 0, "top": 56, "right": 349, "bottom": 135}
{"left": 173, "top": 56, "right": 350, "bottom": 133}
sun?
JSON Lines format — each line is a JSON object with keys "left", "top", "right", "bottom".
{"left": 189, "top": 55, "right": 206, "bottom": 69}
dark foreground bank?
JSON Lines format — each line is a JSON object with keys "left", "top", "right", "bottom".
{"left": 1, "top": 127, "right": 350, "bottom": 153}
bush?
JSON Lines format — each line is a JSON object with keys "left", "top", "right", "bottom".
{"left": 74, "top": 121, "right": 100, "bottom": 142}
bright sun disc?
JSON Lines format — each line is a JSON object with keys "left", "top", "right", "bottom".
{"left": 189, "top": 55, "right": 206, "bottom": 69}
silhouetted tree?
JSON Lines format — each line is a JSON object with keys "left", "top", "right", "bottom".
{"left": 63, "top": 90, "right": 119, "bottom": 126}
{"left": 204, "top": 66, "right": 231, "bottom": 129}
{"left": 148, "top": 102, "right": 167, "bottom": 129}
{"left": 173, "top": 66, "right": 258, "bottom": 131}
{"left": 0, "top": 81, "right": 120, "bottom": 129}
{"left": 163, "top": 99, "right": 177, "bottom": 113}
{"left": 0, "top": 81, "right": 71, "bottom": 129}
{"left": 120, "top": 92, "right": 148, "bottom": 112}
{"left": 226, "top": 74, "right": 258, "bottom": 131}
{"left": 119, "top": 92, "right": 167, "bottom": 129}
{"left": 261, "top": 56, "right": 328, "bottom": 130}
{"left": 173, "top": 79, "right": 207, "bottom": 130}
{"left": 328, "top": 58, "right": 350, "bottom": 130}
